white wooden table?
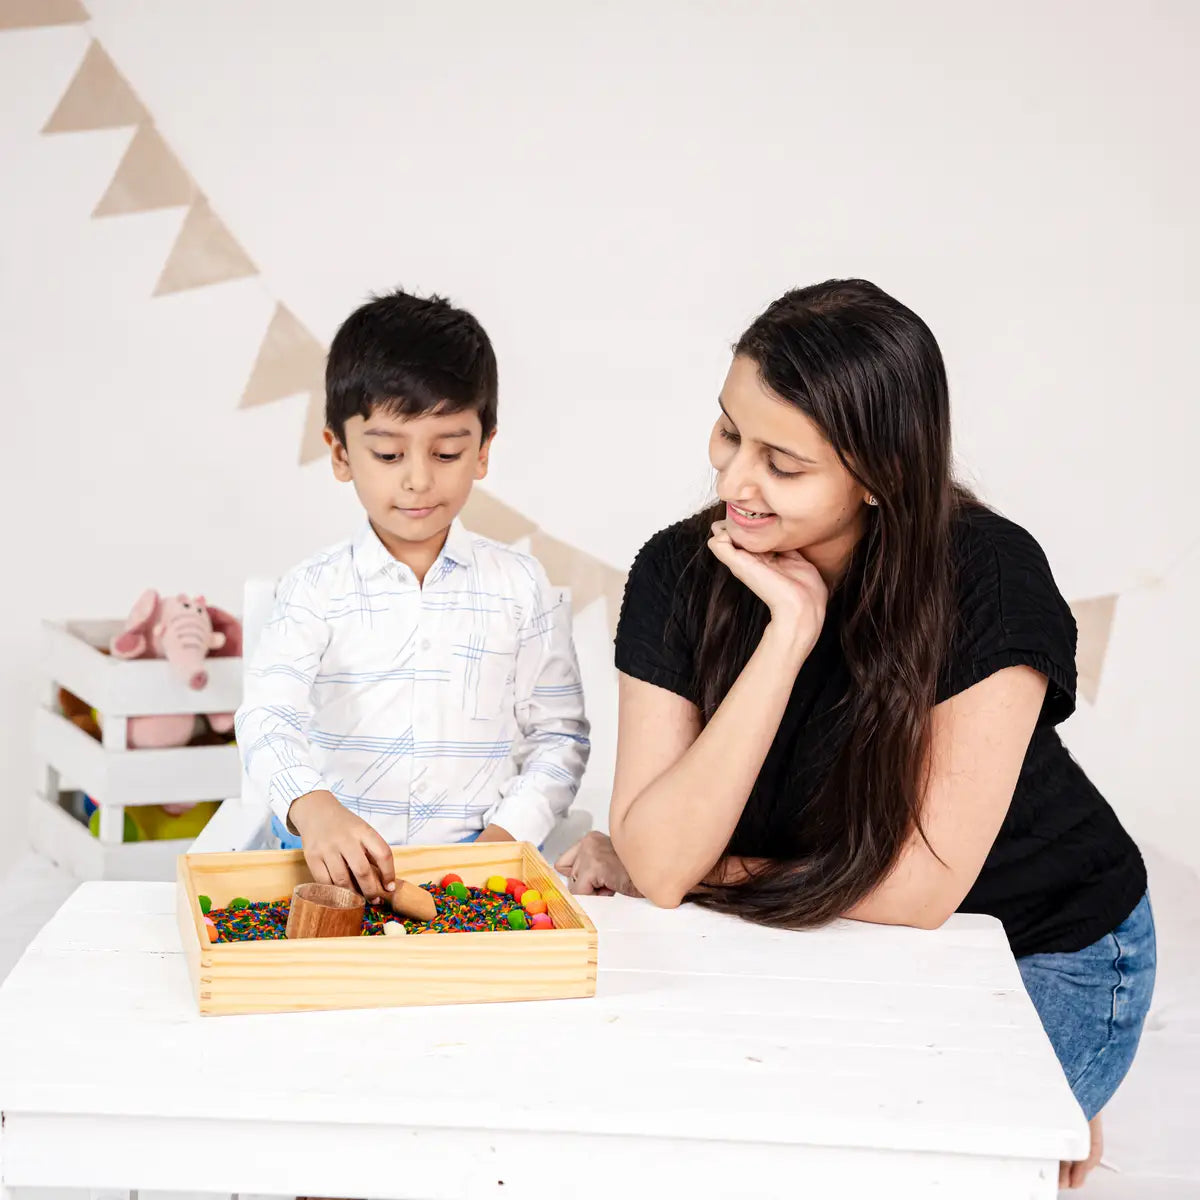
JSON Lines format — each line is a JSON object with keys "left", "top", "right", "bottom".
{"left": 0, "top": 882, "right": 1086, "bottom": 1200}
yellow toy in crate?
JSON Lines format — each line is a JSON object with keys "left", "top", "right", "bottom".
{"left": 85, "top": 798, "right": 220, "bottom": 842}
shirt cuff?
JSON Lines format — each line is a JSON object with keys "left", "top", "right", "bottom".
{"left": 487, "top": 789, "right": 560, "bottom": 848}
{"left": 267, "top": 766, "right": 329, "bottom": 832}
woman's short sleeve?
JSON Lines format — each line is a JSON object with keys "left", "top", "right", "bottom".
{"left": 614, "top": 523, "right": 701, "bottom": 704}
{"left": 939, "top": 510, "right": 1078, "bottom": 725}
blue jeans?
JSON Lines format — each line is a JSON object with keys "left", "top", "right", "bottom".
{"left": 1017, "top": 891, "right": 1156, "bottom": 1119}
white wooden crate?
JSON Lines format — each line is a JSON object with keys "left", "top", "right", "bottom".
{"left": 31, "top": 618, "right": 244, "bottom": 881}
{"left": 34, "top": 708, "right": 240, "bottom": 807}
{"left": 44, "top": 618, "right": 242, "bottom": 716}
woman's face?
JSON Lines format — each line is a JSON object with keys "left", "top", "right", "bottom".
{"left": 709, "top": 355, "right": 871, "bottom": 572}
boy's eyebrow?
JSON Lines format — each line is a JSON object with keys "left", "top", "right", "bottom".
{"left": 717, "top": 398, "right": 816, "bottom": 465}
{"left": 363, "top": 427, "right": 474, "bottom": 439}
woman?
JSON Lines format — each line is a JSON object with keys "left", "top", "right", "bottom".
{"left": 558, "top": 280, "right": 1154, "bottom": 1190}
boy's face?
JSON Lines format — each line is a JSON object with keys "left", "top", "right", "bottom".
{"left": 326, "top": 406, "right": 492, "bottom": 552}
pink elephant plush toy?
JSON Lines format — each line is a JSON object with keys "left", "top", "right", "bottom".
{"left": 109, "top": 590, "right": 243, "bottom": 753}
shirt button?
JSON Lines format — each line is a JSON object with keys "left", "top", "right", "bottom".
{"left": 420, "top": 638, "right": 431, "bottom": 651}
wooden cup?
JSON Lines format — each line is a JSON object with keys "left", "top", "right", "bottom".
{"left": 285, "top": 883, "right": 365, "bottom": 939}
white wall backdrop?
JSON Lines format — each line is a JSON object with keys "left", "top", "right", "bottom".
{"left": 0, "top": 0, "right": 1196, "bottom": 874}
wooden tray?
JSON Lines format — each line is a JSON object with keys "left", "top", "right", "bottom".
{"left": 176, "top": 844, "right": 597, "bottom": 1015}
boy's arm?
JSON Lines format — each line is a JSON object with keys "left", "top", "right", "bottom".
{"left": 476, "top": 822, "right": 517, "bottom": 842}
{"left": 484, "top": 567, "right": 591, "bottom": 847}
{"left": 234, "top": 571, "right": 334, "bottom": 831}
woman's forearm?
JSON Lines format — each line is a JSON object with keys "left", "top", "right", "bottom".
{"left": 611, "top": 621, "right": 810, "bottom": 906}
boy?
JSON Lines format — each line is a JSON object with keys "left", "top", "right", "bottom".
{"left": 235, "top": 289, "right": 590, "bottom": 903}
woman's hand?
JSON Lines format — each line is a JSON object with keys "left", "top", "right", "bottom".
{"left": 555, "top": 832, "right": 642, "bottom": 897}
{"left": 708, "top": 520, "right": 828, "bottom": 655}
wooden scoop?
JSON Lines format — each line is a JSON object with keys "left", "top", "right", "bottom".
{"left": 389, "top": 878, "right": 437, "bottom": 923}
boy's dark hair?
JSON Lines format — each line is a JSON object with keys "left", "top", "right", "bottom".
{"left": 325, "top": 288, "right": 498, "bottom": 444}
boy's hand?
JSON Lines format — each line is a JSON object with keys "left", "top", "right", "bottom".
{"left": 476, "top": 822, "right": 515, "bottom": 843}
{"left": 288, "top": 790, "right": 396, "bottom": 903}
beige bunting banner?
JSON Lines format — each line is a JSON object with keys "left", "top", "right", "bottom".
{"left": 1070, "top": 595, "right": 1118, "bottom": 706}
{"left": 0, "top": 0, "right": 87, "bottom": 29}
{"left": 153, "top": 195, "right": 257, "bottom": 294}
{"left": 93, "top": 123, "right": 194, "bottom": 216}
{"left": 39, "top": 36, "right": 256, "bottom": 295}
{"left": 42, "top": 40, "right": 145, "bottom": 131}
{"left": 239, "top": 303, "right": 328, "bottom": 464}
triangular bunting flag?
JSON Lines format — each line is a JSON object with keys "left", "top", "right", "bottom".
{"left": 153, "top": 195, "right": 256, "bottom": 295}
{"left": 240, "top": 304, "right": 327, "bottom": 408}
{"left": 42, "top": 41, "right": 146, "bottom": 133}
{"left": 0, "top": 0, "right": 88, "bottom": 30}
{"left": 93, "top": 123, "right": 194, "bottom": 216}
{"left": 461, "top": 489, "right": 538, "bottom": 544}
{"left": 529, "top": 529, "right": 616, "bottom": 615}
{"left": 1070, "top": 594, "right": 1117, "bottom": 705}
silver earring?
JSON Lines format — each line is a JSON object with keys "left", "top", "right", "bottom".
{"left": 866, "top": 495, "right": 879, "bottom": 507}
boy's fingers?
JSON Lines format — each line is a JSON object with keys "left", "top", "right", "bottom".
{"left": 345, "top": 848, "right": 384, "bottom": 902}
{"left": 364, "top": 833, "right": 396, "bottom": 891}
{"left": 554, "top": 842, "right": 580, "bottom": 872}
{"left": 309, "top": 855, "right": 332, "bottom": 886}
{"left": 326, "top": 854, "right": 355, "bottom": 893}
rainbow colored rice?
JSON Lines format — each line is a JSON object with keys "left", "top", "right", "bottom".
{"left": 208, "top": 882, "right": 534, "bottom": 942}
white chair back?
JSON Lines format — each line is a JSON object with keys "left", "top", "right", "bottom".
{"left": 241, "top": 577, "right": 279, "bottom": 670}
{"left": 237, "top": 577, "right": 278, "bottom": 808}
{"left": 185, "top": 577, "right": 278, "bottom": 853}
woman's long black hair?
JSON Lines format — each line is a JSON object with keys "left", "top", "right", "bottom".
{"left": 689, "top": 279, "right": 974, "bottom": 927}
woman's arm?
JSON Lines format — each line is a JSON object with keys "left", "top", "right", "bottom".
{"left": 609, "top": 619, "right": 811, "bottom": 907}
{"left": 610, "top": 522, "right": 828, "bottom": 908}
{"left": 846, "top": 664, "right": 1048, "bottom": 929}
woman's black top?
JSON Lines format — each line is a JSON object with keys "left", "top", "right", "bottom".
{"left": 614, "top": 506, "right": 1146, "bottom": 957}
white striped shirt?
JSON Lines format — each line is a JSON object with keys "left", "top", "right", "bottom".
{"left": 235, "top": 519, "right": 590, "bottom": 846}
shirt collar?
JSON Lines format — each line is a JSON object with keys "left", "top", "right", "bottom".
{"left": 441, "top": 519, "right": 476, "bottom": 569}
{"left": 352, "top": 519, "right": 475, "bottom": 581}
